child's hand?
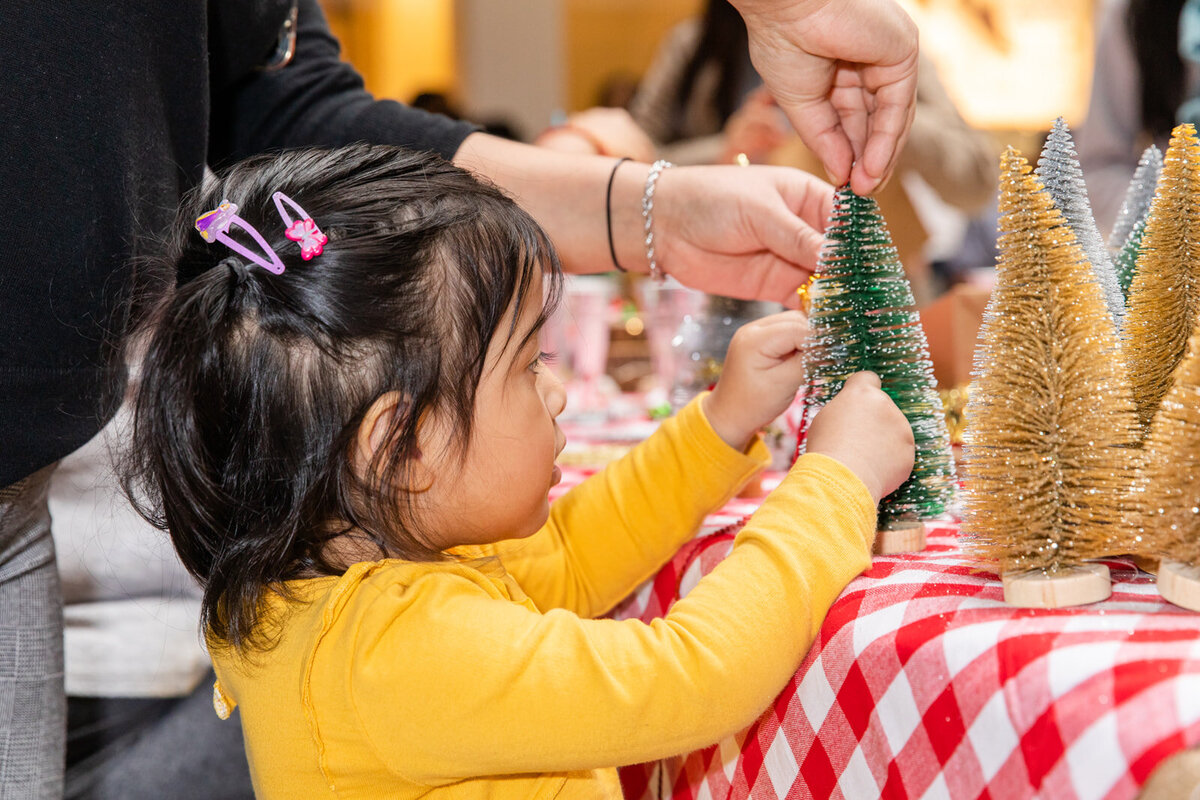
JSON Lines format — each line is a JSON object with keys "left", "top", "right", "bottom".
{"left": 703, "top": 311, "right": 810, "bottom": 452}
{"left": 805, "top": 371, "right": 915, "bottom": 503}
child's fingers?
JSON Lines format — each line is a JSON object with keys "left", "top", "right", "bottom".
{"left": 737, "top": 310, "right": 809, "bottom": 341}
{"left": 751, "top": 309, "right": 810, "bottom": 328}
{"left": 741, "top": 313, "right": 810, "bottom": 361}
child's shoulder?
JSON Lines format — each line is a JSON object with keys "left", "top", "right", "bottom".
{"left": 229, "top": 556, "right": 515, "bottom": 666}
{"left": 307, "top": 553, "right": 515, "bottom": 617}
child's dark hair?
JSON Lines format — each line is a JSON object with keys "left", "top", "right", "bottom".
{"left": 122, "top": 144, "right": 562, "bottom": 650}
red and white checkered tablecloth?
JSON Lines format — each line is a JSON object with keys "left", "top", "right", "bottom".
{"left": 553, "top": 411, "right": 1200, "bottom": 800}
{"left": 605, "top": 522, "right": 1200, "bottom": 800}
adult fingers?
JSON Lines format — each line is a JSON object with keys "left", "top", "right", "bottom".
{"left": 748, "top": 171, "right": 834, "bottom": 271}
{"left": 701, "top": 249, "right": 814, "bottom": 308}
{"left": 774, "top": 169, "right": 837, "bottom": 234}
{"left": 783, "top": 99, "right": 855, "bottom": 187}
{"left": 829, "top": 70, "right": 871, "bottom": 163}
{"left": 851, "top": 70, "right": 919, "bottom": 194}
{"left": 752, "top": 206, "right": 825, "bottom": 273}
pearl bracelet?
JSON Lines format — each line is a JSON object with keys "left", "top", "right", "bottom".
{"left": 642, "top": 159, "right": 674, "bottom": 283}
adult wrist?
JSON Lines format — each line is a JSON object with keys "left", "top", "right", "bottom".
{"left": 605, "top": 157, "right": 631, "bottom": 272}
{"left": 606, "top": 160, "right": 676, "bottom": 280}
{"left": 608, "top": 162, "right": 653, "bottom": 275}
{"left": 641, "top": 159, "right": 674, "bottom": 283}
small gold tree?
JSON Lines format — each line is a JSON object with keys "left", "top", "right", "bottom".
{"left": 1126, "top": 123, "right": 1200, "bottom": 434}
{"left": 1139, "top": 321, "right": 1200, "bottom": 610}
{"left": 963, "top": 148, "right": 1140, "bottom": 606}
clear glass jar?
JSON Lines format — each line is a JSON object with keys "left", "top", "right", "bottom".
{"left": 669, "top": 296, "right": 779, "bottom": 411}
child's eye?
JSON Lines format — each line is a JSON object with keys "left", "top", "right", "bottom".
{"left": 531, "top": 351, "right": 557, "bottom": 371}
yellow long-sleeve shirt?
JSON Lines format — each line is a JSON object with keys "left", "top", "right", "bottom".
{"left": 211, "top": 397, "right": 877, "bottom": 798}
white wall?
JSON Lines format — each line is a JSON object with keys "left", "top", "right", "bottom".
{"left": 454, "top": 0, "right": 564, "bottom": 141}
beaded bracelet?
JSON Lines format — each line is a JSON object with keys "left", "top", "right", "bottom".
{"left": 642, "top": 159, "right": 674, "bottom": 283}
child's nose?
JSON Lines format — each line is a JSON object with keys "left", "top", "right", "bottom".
{"left": 541, "top": 370, "right": 566, "bottom": 417}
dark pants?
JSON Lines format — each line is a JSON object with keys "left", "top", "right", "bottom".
{"left": 0, "top": 465, "right": 65, "bottom": 800}
{"left": 66, "top": 670, "right": 254, "bottom": 800}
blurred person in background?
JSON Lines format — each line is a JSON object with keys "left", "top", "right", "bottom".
{"left": 1077, "top": 0, "right": 1197, "bottom": 238}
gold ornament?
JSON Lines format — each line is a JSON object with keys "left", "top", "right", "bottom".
{"left": 795, "top": 275, "right": 815, "bottom": 315}
{"left": 938, "top": 384, "right": 970, "bottom": 446}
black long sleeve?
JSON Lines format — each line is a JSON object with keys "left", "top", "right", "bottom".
{"left": 210, "top": 0, "right": 475, "bottom": 165}
{"left": 0, "top": 0, "right": 477, "bottom": 486}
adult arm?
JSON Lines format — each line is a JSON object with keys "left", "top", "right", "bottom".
{"left": 732, "top": 0, "right": 919, "bottom": 194}
{"left": 209, "top": 0, "right": 477, "bottom": 164}
{"left": 455, "top": 134, "right": 835, "bottom": 305}
{"left": 213, "top": 0, "right": 834, "bottom": 304}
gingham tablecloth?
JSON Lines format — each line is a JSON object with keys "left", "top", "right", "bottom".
{"left": 554, "top": 414, "right": 1200, "bottom": 800}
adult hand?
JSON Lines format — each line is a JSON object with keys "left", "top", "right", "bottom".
{"left": 732, "top": 0, "right": 919, "bottom": 195}
{"left": 535, "top": 107, "right": 658, "bottom": 163}
{"left": 721, "top": 88, "right": 791, "bottom": 165}
{"left": 651, "top": 164, "right": 834, "bottom": 307}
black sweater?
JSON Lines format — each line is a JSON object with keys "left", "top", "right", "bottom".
{"left": 0, "top": 0, "right": 476, "bottom": 486}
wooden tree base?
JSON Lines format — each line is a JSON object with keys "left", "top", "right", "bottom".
{"left": 1001, "top": 563, "right": 1111, "bottom": 608}
{"left": 1157, "top": 560, "right": 1200, "bottom": 612}
{"left": 874, "top": 520, "right": 926, "bottom": 555}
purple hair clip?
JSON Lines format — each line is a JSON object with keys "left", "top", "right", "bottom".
{"left": 193, "top": 191, "right": 328, "bottom": 274}
{"left": 194, "top": 200, "right": 286, "bottom": 275}
{"left": 274, "top": 192, "right": 327, "bottom": 260}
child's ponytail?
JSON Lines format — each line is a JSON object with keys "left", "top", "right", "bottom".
{"left": 127, "top": 252, "right": 333, "bottom": 648}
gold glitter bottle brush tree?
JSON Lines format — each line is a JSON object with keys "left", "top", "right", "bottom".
{"left": 1136, "top": 319, "right": 1200, "bottom": 612}
{"left": 1125, "top": 123, "right": 1200, "bottom": 438}
{"left": 962, "top": 147, "right": 1140, "bottom": 609}
{"left": 803, "top": 184, "right": 957, "bottom": 556}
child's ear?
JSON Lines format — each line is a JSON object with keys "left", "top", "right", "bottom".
{"left": 356, "top": 391, "right": 404, "bottom": 470}
{"left": 354, "top": 392, "right": 436, "bottom": 491}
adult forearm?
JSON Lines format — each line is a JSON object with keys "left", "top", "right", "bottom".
{"left": 456, "top": 132, "right": 836, "bottom": 306}
{"left": 454, "top": 132, "right": 649, "bottom": 275}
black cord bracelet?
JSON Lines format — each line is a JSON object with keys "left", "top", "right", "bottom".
{"left": 606, "top": 157, "right": 631, "bottom": 272}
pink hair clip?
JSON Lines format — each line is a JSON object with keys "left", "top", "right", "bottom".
{"left": 194, "top": 200, "right": 286, "bottom": 275}
{"left": 273, "top": 192, "right": 328, "bottom": 260}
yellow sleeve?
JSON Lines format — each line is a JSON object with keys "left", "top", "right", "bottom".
{"left": 491, "top": 395, "right": 770, "bottom": 619}
{"left": 326, "top": 453, "right": 876, "bottom": 782}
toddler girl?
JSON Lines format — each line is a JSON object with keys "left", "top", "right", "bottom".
{"left": 124, "top": 144, "right": 914, "bottom": 799}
